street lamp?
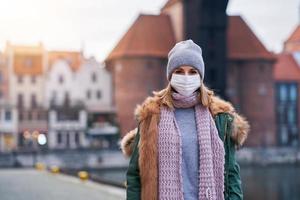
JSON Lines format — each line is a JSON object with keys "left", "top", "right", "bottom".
{"left": 22, "top": 130, "right": 47, "bottom": 166}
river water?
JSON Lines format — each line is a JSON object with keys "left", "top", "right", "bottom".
{"left": 92, "top": 165, "right": 300, "bottom": 200}
{"left": 241, "top": 165, "right": 300, "bottom": 200}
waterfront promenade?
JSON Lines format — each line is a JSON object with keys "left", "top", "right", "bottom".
{"left": 0, "top": 169, "right": 125, "bottom": 200}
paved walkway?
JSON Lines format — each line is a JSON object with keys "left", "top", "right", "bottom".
{"left": 0, "top": 169, "right": 125, "bottom": 200}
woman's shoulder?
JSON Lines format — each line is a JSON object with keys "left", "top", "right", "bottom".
{"left": 214, "top": 111, "right": 249, "bottom": 150}
{"left": 209, "top": 95, "right": 250, "bottom": 149}
{"left": 209, "top": 95, "right": 235, "bottom": 117}
{"left": 133, "top": 93, "right": 161, "bottom": 123}
{"left": 133, "top": 86, "right": 176, "bottom": 124}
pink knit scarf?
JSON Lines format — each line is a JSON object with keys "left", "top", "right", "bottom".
{"left": 158, "top": 91, "right": 225, "bottom": 200}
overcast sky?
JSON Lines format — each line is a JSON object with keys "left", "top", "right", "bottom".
{"left": 0, "top": 0, "right": 299, "bottom": 62}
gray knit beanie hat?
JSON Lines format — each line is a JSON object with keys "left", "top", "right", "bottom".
{"left": 166, "top": 39, "right": 205, "bottom": 81}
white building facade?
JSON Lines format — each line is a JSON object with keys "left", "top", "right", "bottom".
{"left": 45, "top": 56, "right": 115, "bottom": 149}
{"left": 45, "top": 57, "right": 114, "bottom": 110}
{"left": 45, "top": 59, "right": 76, "bottom": 108}
{"left": 74, "top": 58, "right": 113, "bottom": 112}
{"left": 48, "top": 108, "right": 88, "bottom": 149}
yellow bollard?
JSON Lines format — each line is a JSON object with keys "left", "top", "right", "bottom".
{"left": 35, "top": 162, "right": 45, "bottom": 170}
{"left": 78, "top": 171, "right": 89, "bottom": 181}
{"left": 50, "top": 166, "right": 60, "bottom": 174}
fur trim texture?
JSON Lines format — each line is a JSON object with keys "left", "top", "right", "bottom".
{"left": 120, "top": 127, "right": 138, "bottom": 157}
{"left": 121, "top": 87, "right": 250, "bottom": 156}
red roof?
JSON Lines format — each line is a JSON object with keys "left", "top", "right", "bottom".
{"left": 227, "top": 16, "right": 275, "bottom": 60}
{"left": 106, "top": 13, "right": 274, "bottom": 62}
{"left": 274, "top": 53, "right": 300, "bottom": 81}
{"left": 285, "top": 25, "right": 300, "bottom": 43}
{"left": 284, "top": 25, "right": 300, "bottom": 52}
{"left": 48, "top": 51, "right": 82, "bottom": 71}
{"left": 7, "top": 44, "right": 44, "bottom": 76}
{"left": 105, "top": 14, "right": 176, "bottom": 61}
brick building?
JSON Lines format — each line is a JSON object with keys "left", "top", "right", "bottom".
{"left": 273, "top": 24, "right": 300, "bottom": 147}
{"left": 226, "top": 16, "right": 276, "bottom": 147}
{"left": 105, "top": 0, "right": 278, "bottom": 147}
{"left": 105, "top": 14, "right": 174, "bottom": 137}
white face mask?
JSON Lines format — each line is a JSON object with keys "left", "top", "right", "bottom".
{"left": 170, "top": 73, "right": 201, "bottom": 96}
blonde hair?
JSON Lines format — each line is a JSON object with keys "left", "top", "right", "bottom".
{"left": 199, "top": 83, "right": 214, "bottom": 107}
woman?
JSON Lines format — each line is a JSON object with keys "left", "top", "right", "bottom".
{"left": 120, "top": 39, "right": 250, "bottom": 200}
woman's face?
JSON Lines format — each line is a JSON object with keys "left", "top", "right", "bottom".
{"left": 172, "top": 65, "right": 199, "bottom": 76}
{"left": 170, "top": 65, "right": 202, "bottom": 94}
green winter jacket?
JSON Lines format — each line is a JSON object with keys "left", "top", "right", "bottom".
{"left": 126, "top": 112, "right": 243, "bottom": 200}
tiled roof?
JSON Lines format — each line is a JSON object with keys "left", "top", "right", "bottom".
{"left": 8, "top": 44, "right": 44, "bottom": 55}
{"left": 274, "top": 53, "right": 300, "bottom": 81}
{"left": 227, "top": 15, "right": 275, "bottom": 60}
{"left": 284, "top": 25, "right": 300, "bottom": 52}
{"left": 48, "top": 51, "right": 82, "bottom": 71}
{"left": 285, "top": 25, "right": 300, "bottom": 43}
{"left": 105, "top": 14, "right": 176, "bottom": 61}
{"left": 106, "top": 13, "right": 274, "bottom": 62}
{"left": 9, "top": 44, "right": 44, "bottom": 76}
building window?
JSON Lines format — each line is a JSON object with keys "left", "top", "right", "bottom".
{"left": 96, "top": 90, "right": 101, "bottom": 99}
{"left": 86, "top": 90, "right": 91, "bottom": 99}
{"left": 91, "top": 72, "right": 97, "bottom": 83}
{"left": 36, "top": 112, "right": 41, "bottom": 120}
{"left": 290, "top": 84, "right": 297, "bottom": 101}
{"left": 31, "top": 94, "right": 37, "bottom": 108}
{"left": 27, "top": 111, "right": 32, "bottom": 120}
{"left": 4, "top": 110, "right": 12, "bottom": 121}
{"left": 18, "top": 76, "right": 23, "bottom": 84}
{"left": 276, "top": 82, "right": 298, "bottom": 146}
{"left": 63, "top": 92, "right": 70, "bottom": 105}
{"left": 19, "top": 112, "right": 23, "bottom": 121}
{"left": 75, "top": 132, "right": 80, "bottom": 146}
{"left": 17, "top": 93, "right": 24, "bottom": 108}
{"left": 31, "top": 76, "right": 36, "bottom": 84}
{"left": 66, "top": 133, "right": 70, "bottom": 148}
{"left": 57, "top": 132, "right": 62, "bottom": 144}
{"left": 51, "top": 91, "right": 57, "bottom": 105}
{"left": 58, "top": 75, "right": 64, "bottom": 84}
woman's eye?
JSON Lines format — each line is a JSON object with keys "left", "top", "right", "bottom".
{"left": 175, "top": 70, "right": 183, "bottom": 74}
{"left": 189, "top": 70, "right": 197, "bottom": 74}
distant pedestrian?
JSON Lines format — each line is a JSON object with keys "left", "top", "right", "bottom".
{"left": 121, "top": 39, "right": 250, "bottom": 200}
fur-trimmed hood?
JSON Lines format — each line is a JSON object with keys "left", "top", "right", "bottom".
{"left": 120, "top": 87, "right": 250, "bottom": 157}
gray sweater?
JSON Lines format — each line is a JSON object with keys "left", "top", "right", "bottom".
{"left": 174, "top": 106, "right": 199, "bottom": 200}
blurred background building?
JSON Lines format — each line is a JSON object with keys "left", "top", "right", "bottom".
{"left": 105, "top": 0, "right": 299, "bottom": 149}
{"left": 274, "top": 24, "right": 300, "bottom": 147}
{"left": 0, "top": 42, "right": 118, "bottom": 152}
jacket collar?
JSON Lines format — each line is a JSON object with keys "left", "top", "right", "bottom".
{"left": 133, "top": 86, "right": 237, "bottom": 121}
{"left": 121, "top": 87, "right": 250, "bottom": 157}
